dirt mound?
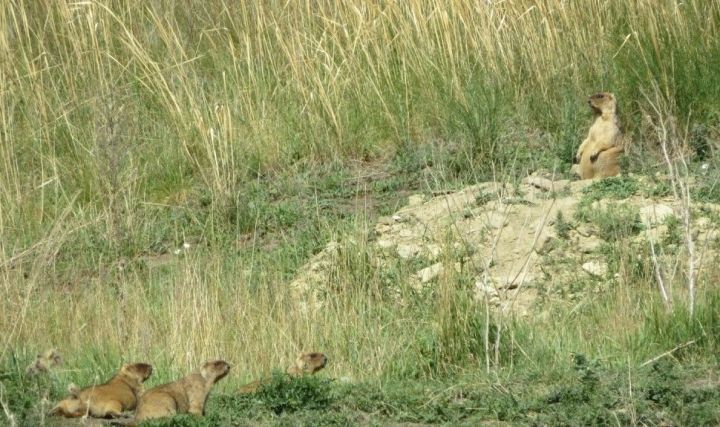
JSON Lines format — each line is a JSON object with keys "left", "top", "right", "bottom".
{"left": 290, "top": 175, "right": 718, "bottom": 315}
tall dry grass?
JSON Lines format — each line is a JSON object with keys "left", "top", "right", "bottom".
{"left": 1, "top": 0, "right": 719, "bottom": 385}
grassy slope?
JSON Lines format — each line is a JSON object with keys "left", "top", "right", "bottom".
{"left": 1, "top": 1, "right": 720, "bottom": 425}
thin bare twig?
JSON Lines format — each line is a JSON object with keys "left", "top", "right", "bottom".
{"left": 642, "top": 86, "right": 696, "bottom": 317}
{"left": 640, "top": 340, "right": 696, "bottom": 367}
{"left": 0, "top": 384, "right": 17, "bottom": 427}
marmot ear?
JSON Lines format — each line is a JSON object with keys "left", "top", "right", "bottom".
{"left": 140, "top": 363, "right": 153, "bottom": 379}
{"left": 68, "top": 383, "right": 80, "bottom": 396}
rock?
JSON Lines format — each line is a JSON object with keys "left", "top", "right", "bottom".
{"left": 486, "top": 212, "right": 508, "bottom": 229}
{"left": 574, "top": 225, "right": 593, "bottom": 238}
{"left": 397, "top": 243, "right": 422, "bottom": 259}
{"left": 289, "top": 242, "right": 341, "bottom": 294}
{"left": 377, "top": 239, "right": 396, "bottom": 249}
{"left": 474, "top": 281, "right": 499, "bottom": 299}
{"left": 582, "top": 261, "right": 608, "bottom": 277}
{"left": 399, "top": 228, "right": 415, "bottom": 238}
{"left": 536, "top": 235, "right": 558, "bottom": 254}
{"left": 408, "top": 194, "right": 425, "bottom": 206}
{"left": 640, "top": 225, "right": 668, "bottom": 244}
{"left": 698, "top": 228, "right": 719, "bottom": 243}
{"left": 477, "top": 274, "right": 534, "bottom": 291}
{"left": 377, "top": 216, "right": 394, "bottom": 225}
{"left": 425, "top": 244, "right": 442, "bottom": 260}
{"left": 526, "top": 176, "right": 555, "bottom": 191}
{"left": 696, "top": 217, "right": 711, "bottom": 230}
{"left": 416, "top": 263, "right": 444, "bottom": 283}
{"left": 639, "top": 204, "right": 675, "bottom": 227}
{"left": 569, "top": 179, "right": 594, "bottom": 193}
{"left": 577, "top": 235, "right": 604, "bottom": 253}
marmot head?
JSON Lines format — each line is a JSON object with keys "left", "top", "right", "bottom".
{"left": 120, "top": 363, "right": 154, "bottom": 385}
{"left": 26, "top": 349, "right": 63, "bottom": 375}
{"left": 588, "top": 92, "right": 616, "bottom": 116}
{"left": 288, "top": 352, "right": 328, "bottom": 375}
{"left": 200, "top": 360, "right": 231, "bottom": 383}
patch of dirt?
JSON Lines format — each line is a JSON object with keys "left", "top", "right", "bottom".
{"left": 290, "top": 175, "right": 719, "bottom": 316}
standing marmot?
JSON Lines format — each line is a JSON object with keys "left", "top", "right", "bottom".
{"left": 574, "top": 92, "right": 624, "bottom": 179}
{"left": 133, "top": 360, "right": 231, "bottom": 423}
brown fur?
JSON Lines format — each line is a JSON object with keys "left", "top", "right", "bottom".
{"left": 133, "top": 360, "right": 230, "bottom": 423}
{"left": 238, "top": 352, "right": 328, "bottom": 394}
{"left": 574, "top": 92, "right": 624, "bottom": 179}
{"left": 26, "top": 349, "right": 62, "bottom": 375}
{"left": 49, "top": 363, "right": 153, "bottom": 418}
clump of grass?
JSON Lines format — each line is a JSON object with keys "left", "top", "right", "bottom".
{"left": 590, "top": 204, "right": 644, "bottom": 241}
{"left": 253, "top": 372, "right": 334, "bottom": 415}
{"left": 581, "top": 176, "right": 640, "bottom": 202}
{"left": 554, "top": 210, "right": 572, "bottom": 240}
{"left": 574, "top": 176, "right": 644, "bottom": 240}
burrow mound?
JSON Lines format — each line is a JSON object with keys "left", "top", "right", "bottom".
{"left": 290, "top": 175, "right": 719, "bottom": 315}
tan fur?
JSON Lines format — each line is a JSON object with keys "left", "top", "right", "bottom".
{"left": 286, "top": 352, "right": 328, "bottom": 376}
{"left": 238, "top": 352, "right": 328, "bottom": 394}
{"left": 134, "top": 360, "right": 230, "bottom": 423}
{"left": 26, "top": 349, "right": 62, "bottom": 375}
{"left": 49, "top": 363, "right": 153, "bottom": 418}
{"left": 574, "top": 92, "right": 624, "bottom": 179}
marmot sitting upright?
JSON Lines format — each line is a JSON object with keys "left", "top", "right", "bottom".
{"left": 574, "top": 92, "right": 624, "bottom": 179}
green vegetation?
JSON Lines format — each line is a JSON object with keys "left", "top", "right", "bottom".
{"left": 2, "top": 0, "right": 720, "bottom": 425}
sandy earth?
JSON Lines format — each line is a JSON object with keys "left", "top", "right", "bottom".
{"left": 291, "top": 175, "right": 718, "bottom": 315}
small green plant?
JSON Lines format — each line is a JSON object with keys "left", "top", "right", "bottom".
{"left": 546, "top": 353, "right": 601, "bottom": 405}
{"left": 641, "top": 176, "right": 673, "bottom": 198}
{"left": 0, "top": 357, "right": 63, "bottom": 426}
{"left": 694, "top": 174, "right": 720, "bottom": 203}
{"left": 595, "top": 204, "right": 644, "bottom": 241}
{"left": 576, "top": 202, "right": 644, "bottom": 241}
{"left": 575, "top": 176, "right": 642, "bottom": 237}
{"left": 662, "top": 215, "right": 683, "bottom": 247}
{"left": 643, "top": 360, "right": 681, "bottom": 407}
{"left": 254, "top": 372, "right": 334, "bottom": 415}
{"left": 581, "top": 175, "right": 639, "bottom": 202}
{"left": 139, "top": 414, "right": 216, "bottom": 427}
{"left": 475, "top": 191, "right": 494, "bottom": 206}
{"left": 502, "top": 197, "right": 535, "bottom": 206}
{"left": 554, "top": 211, "right": 572, "bottom": 240}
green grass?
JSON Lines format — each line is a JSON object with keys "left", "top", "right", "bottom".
{"left": 2, "top": 0, "right": 720, "bottom": 425}
{"left": 6, "top": 347, "right": 720, "bottom": 426}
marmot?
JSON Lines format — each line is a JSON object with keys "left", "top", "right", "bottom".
{"left": 574, "top": 92, "right": 624, "bottom": 179}
{"left": 133, "top": 360, "right": 231, "bottom": 422}
{"left": 238, "top": 352, "right": 328, "bottom": 394}
{"left": 26, "top": 349, "right": 62, "bottom": 375}
{"left": 49, "top": 362, "right": 153, "bottom": 418}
